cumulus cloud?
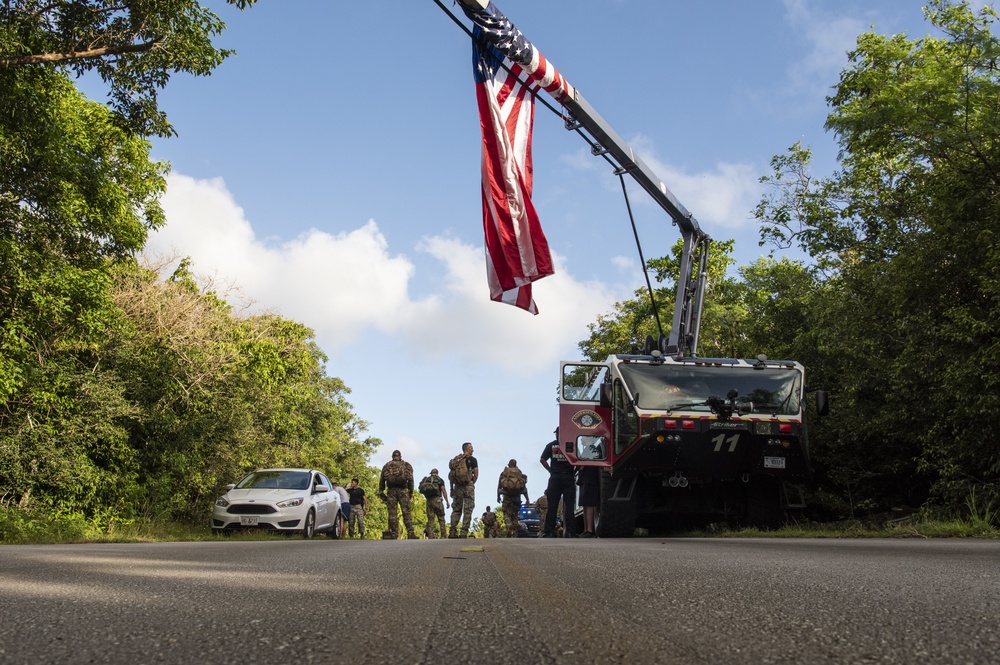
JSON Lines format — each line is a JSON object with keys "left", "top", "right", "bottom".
{"left": 409, "top": 236, "right": 621, "bottom": 374}
{"left": 149, "top": 173, "right": 624, "bottom": 375}
{"left": 149, "top": 174, "right": 433, "bottom": 350}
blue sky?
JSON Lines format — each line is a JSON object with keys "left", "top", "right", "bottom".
{"left": 131, "top": 0, "right": 938, "bottom": 501}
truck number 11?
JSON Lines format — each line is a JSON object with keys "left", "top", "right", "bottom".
{"left": 712, "top": 433, "right": 740, "bottom": 453}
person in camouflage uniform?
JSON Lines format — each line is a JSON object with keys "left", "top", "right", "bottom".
{"left": 497, "top": 458, "right": 529, "bottom": 538}
{"left": 448, "top": 442, "right": 479, "bottom": 538}
{"left": 481, "top": 506, "right": 501, "bottom": 538}
{"left": 379, "top": 449, "right": 417, "bottom": 539}
{"left": 533, "top": 493, "right": 563, "bottom": 537}
{"left": 420, "top": 468, "right": 450, "bottom": 539}
{"left": 534, "top": 493, "right": 548, "bottom": 523}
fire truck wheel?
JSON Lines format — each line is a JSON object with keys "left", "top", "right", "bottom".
{"left": 595, "top": 470, "right": 638, "bottom": 538}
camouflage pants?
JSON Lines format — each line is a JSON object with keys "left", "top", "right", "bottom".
{"left": 502, "top": 495, "right": 521, "bottom": 537}
{"left": 348, "top": 504, "right": 365, "bottom": 538}
{"left": 449, "top": 483, "right": 475, "bottom": 536}
{"left": 386, "top": 486, "right": 414, "bottom": 539}
{"left": 425, "top": 495, "right": 447, "bottom": 539}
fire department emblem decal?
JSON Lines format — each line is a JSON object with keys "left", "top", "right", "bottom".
{"left": 572, "top": 410, "right": 602, "bottom": 429}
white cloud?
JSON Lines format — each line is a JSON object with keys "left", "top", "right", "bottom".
{"left": 408, "top": 236, "right": 621, "bottom": 374}
{"left": 559, "top": 136, "right": 762, "bottom": 232}
{"left": 782, "top": 0, "right": 867, "bottom": 95}
{"left": 151, "top": 173, "right": 623, "bottom": 376}
{"left": 149, "top": 174, "right": 431, "bottom": 350}
{"left": 611, "top": 255, "right": 635, "bottom": 272}
{"left": 622, "top": 136, "right": 761, "bottom": 231}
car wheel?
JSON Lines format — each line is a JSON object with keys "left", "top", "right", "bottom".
{"left": 303, "top": 510, "right": 316, "bottom": 539}
{"left": 328, "top": 512, "right": 343, "bottom": 540}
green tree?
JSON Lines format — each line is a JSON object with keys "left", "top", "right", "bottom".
{"left": 580, "top": 239, "right": 746, "bottom": 360}
{"left": 0, "top": 1, "right": 285, "bottom": 531}
{"left": 0, "top": 71, "right": 165, "bottom": 400}
{"left": 107, "top": 260, "right": 381, "bottom": 521}
{"left": 1, "top": 0, "right": 261, "bottom": 402}
{"left": 1, "top": 0, "right": 258, "bottom": 137}
{"left": 1, "top": 258, "right": 383, "bottom": 525}
{"left": 755, "top": 1, "right": 1000, "bottom": 512}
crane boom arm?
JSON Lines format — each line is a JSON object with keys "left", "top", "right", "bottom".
{"left": 560, "top": 91, "right": 710, "bottom": 357}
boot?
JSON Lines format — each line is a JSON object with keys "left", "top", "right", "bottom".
{"left": 407, "top": 532, "right": 419, "bottom": 539}
{"left": 448, "top": 527, "right": 458, "bottom": 539}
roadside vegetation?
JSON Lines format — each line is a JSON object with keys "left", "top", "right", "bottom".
{"left": 2, "top": 1, "right": 998, "bottom": 544}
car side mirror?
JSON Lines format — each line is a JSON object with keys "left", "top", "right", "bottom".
{"left": 313, "top": 486, "right": 329, "bottom": 494}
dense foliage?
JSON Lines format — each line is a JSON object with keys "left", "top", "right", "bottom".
{"left": 1, "top": 257, "right": 382, "bottom": 528}
{"left": 1, "top": 0, "right": 389, "bottom": 538}
{"left": 1, "top": 0, "right": 257, "bottom": 137}
{"left": 582, "top": 1, "right": 1000, "bottom": 520}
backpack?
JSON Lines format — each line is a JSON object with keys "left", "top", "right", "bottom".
{"left": 383, "top": 459, "right": 409, "bottom": 485}
{"left": 448, "top": 453, "right": 471, "bottom": 485}
{"left": 499, "top": 466, "right": 526, "bottom": 494}
{"left": 418, "top": 475, "right": 439, "bottom": 497}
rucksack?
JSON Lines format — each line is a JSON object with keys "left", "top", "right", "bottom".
{"left": 383, "top": 459, "right": 409, "bottom": 485}
{"left": 448, "top": 453, "right": 471, "bottom": 485}
{"left": 418, "top": 475, "right": 439, "bottom": 497}
{"left": 499, "top": 466, "right": 526, "bottom": 494}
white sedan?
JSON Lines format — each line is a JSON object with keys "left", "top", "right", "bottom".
{"left": 212, "top": 468, "right": 344, "bottom": 539}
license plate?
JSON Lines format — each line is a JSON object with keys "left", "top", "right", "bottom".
{"left": 763, "top": 456, "right": 786, "bottom": 469}
{"left": 240, "top": 516, "right": 259, "bottom": 526}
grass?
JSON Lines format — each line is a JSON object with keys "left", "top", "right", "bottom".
{"left": 2, "top": 502, "right": 998, "bottom": 544}
{"left": 684, "top": 515, "right": 1000, "bottom": 539}
{"left": 0, "top": 507, "right": 291, "bottom": 544}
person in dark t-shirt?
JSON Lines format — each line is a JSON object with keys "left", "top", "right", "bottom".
{"left": 540, "top": 429, "right": 576, "bottom": 537}
{"left": 346, "top": 478, "right": 368, "bottom": 538}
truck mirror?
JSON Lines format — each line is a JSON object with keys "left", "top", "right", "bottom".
{"left": 600, "top": 383, "right": 613, "bottom": 409}
{"left": 642, "top": 335, "right": 655, "bottom": 355}
{"left": 816, "top": 390, "right": 829, "bottom": 416}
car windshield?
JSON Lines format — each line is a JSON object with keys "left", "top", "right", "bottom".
{"left": 235, "top": 470, "right": 311, "bottom": 491}
{"left": 520, "top": 507, "right": 540, "bottom": 521}
{"left": 617, "top": 364, "right": 803, "bottom": 415}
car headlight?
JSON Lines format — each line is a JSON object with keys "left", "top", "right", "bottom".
{"left": 215, "top": 497, "right": 230, "bottom": 508}
{"left": 276, "top": 497, "right": 304, "bottom": 508}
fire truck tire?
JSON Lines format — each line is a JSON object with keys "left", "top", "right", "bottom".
{"left": 744, "top": 479, "right": 785, "bottom": 530}
{"left": 595, "top": 470, "right": 637, "bottom": 538}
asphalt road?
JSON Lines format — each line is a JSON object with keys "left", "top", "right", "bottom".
{"left": 0, "top": 537, "right": 996, "bottom": 664}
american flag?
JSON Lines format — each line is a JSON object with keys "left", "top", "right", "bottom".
{"left": 463, "top": 2, "right": 560, "bottom": 314}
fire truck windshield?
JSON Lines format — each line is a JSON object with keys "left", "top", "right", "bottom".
{"left": 617, "top": 364, "right": 802, "bottom": 415}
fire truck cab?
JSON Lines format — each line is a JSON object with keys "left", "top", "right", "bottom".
{"left": 559, "top": 347, "right": 828, "bottom": 536}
